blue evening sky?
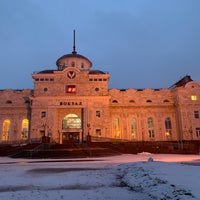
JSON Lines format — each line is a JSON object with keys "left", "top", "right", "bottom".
{"left": 0, "top": 0, "right": 200, "bottom": 89}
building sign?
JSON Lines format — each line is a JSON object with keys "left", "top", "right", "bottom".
{"left": 60, "top": 101, "right": 82, "bottom": 106}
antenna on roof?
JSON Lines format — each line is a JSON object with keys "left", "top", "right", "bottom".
{"left": 72, "top": 30, "right": 77, "bottom": 54}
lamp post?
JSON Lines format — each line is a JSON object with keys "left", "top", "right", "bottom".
{"left": 87, "top": 123, "right": 90, "bottom": 136}
{"left": 142, "top": 128, "right": 144, "bottom": 142}
{"left": 41, "top": 121, "right": 50, "bottom": 143}
{"left": 189, "top": 126, "right": 193, "bottom": 140}
{"left": 87, "top": 123, "right": 91, "bottom": 144}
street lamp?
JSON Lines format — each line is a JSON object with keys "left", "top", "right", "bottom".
{"left": 87, "top": 123, "right": 90, "bottom": 136}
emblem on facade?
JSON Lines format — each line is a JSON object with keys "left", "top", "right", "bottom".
{"left": 67, "top": 71, "right": 76, "bottom": 79}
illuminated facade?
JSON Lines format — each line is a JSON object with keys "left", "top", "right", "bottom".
{"left": 1, "top": 44, "right": 200, "bottom": 144}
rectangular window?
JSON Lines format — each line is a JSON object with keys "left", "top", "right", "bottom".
{"left": 191, "top": 95, "right": 197, "bottom": 101}
{"left": 194, "top": 111, "right": 199, "bottom": 119}
{"left": 71, "top": 62, "right": 75, "bottom": 67}
{"left": 66, "top": 85, "right": 76, "bottom": 93}
{"left": 148, "top": 117, "right": 155, "bottom": 138}
{"left": 21, "top": 128, "right": 28, "bottom": 139}
{"left": 41, "top": 111, "right": 46, "bottom": 118}
{"left": 96, "top": 129, "right": 101, "bottom": 137}
{"left": 96, "top": 111, "right": 101, "bottom": 118}
{"left": 196, "top": 128, "right": 200, "bottom": 137}
{"left": 148, "top": 130, "right": 155, "bottom": 138}
{"left": 40, "top": 130, "right": 45, "bottom": 137}
{"left": 130, "top": 118, "right": 137, "bottom": 139}
{"left": 165, "top": 118, "right": 172, "bottom": 137}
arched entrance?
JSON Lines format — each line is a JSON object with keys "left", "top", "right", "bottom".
{"left": 62, "top": 114, "right": 81, "bottom": 143}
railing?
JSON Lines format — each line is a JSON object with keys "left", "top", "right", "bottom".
{"left": 29, "top": 143, "right": 56, "bottom": 158}
{"left": 0, "top": 138, "right": 41, "bottom": 146}
{"left": 0, "top": 139, "right": 28, "bottom": 146}
{"left": 91, "top": 136, "right": 130, "bottom": 143}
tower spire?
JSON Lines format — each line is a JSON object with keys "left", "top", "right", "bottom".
{"left": 72, "top": 30, "right": 77, "bottom": 54}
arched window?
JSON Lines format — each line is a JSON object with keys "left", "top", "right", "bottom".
{"left": 130, "top": 118, "right": 137, "bottom": 139}
{"left": 71, "top": 61, "right": 75, "bottom": 67}
{"left": 148, "top": 117, "right": 154, "bottom": 138}
{"left": 62, "top": 114, "right": 81, "bottom": 129}
{"left": 2, "top": 119, "right": 10, "bottom": 141}
{"left": 165, "top": 117, "right": 172, "bottom": 137}
{"left": 21, "top": 119, "right": 29, "bottom": 140}
{"left": 113, "top": 117, "right": 120, "bottom": 138}
{"left": 146, "top": 99, "right": 152, "bottom": 103}
{"left": 163, "top": 99, "right": 169, "bottom": 103}
{"left": 6, "top": 100, "right": 12, "bottom": 104}
{"left": 112, "top": 100, "right": 118, "bottom": 103}
{"left": 129, "top": 100, "right": 135, "bottom": 103}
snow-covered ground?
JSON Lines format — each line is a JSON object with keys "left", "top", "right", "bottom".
{"left": 0, "top": 153, "right": 199, "bottom": 200}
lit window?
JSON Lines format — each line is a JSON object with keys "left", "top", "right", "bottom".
{"left": 62, "top": 114, "right": 81, "bottom": 129}
{"left": 148, "top": 117, "right": 154, "bottom": 138}
{"left": 191, "top": 95, "right": 197, "bottom": 101}
{"left": 165, "top": 117, "right": 172, "bottom": 137}
{"left": 66, "top": 85, "right": 76, "bottom": 93}
{"left": 130, "top": 118, "right": 137, "bottom": 139}
{"left": 113, "top": 117, "right": 120, "bottom": 138}
{"left": 194, "top": 111, "right": 199, "bottom": 119}
{"left": 2, "top": 119, "right": 10, "bottom": 141}
{"left": 21, "top": 119, "right": 29, "bottom": 140}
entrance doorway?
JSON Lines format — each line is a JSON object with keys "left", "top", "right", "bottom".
{"left": 62, "top": 132, "right": 79, "bottom": 143}
{"left": 62, "top": 114, "right": 81, "bottom": 143}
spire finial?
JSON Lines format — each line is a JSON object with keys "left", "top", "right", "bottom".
{"left": 72, "top": 30, "right": 77, "bottom": 54}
